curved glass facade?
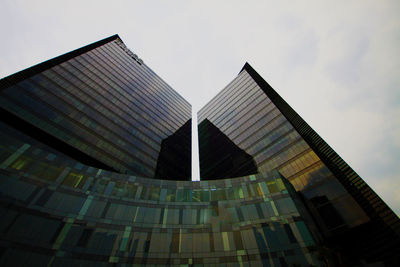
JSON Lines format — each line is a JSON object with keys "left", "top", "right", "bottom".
{"left": 0, "top": 130, "right": 321, "bottom": 266}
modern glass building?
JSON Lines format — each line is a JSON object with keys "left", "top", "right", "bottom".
{"left": 0, "top": 35, "right": 399, "bottom": 266}
{"left": 198, "top": 63, "right": 400, "bottom": 266}
{"left": 0, "top": 35, "right": 192, "bottom": 180}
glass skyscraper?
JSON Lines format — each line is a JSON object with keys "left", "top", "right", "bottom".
{"left": 0, "top": 35, "right": 399, "bottom": 266}
{"left": 198, "top": 63, "right": 400, "bottom": 266}
{"left": 0, "top": 35, "right": 192, "bottom": 180}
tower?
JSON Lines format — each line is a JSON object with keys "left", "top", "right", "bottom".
{"left": 198, "top": 62, "right": 400, "bottom": 265}
{"left": 0, "top": 34, "right": 192, "bottom": 180}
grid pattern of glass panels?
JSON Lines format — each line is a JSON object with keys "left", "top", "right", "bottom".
{"left": 198, "top": 69, "right": 369, "bottom": 236}
{"left": 0, "top": 132, "right": 323, "bottom": 266}
{"left": 0, "top": 38, "right": 191, "bottom": 178}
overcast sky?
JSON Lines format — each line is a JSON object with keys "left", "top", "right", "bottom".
{"left": 0, "top": 0, "right": 399, "bottom": 215}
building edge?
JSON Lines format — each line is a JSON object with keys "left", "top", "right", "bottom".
{"left": 241, "top": 62, "right": 400, "bottom": 264}
{"left": 0, "top": 34, "right": 120, "bottom": 90}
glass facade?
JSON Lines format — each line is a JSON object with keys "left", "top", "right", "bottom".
{"left": 198, "top": 63, "right": 400, "bottom": 265}
{"left": 0, "top": 35, "right": 192, "bottom": 179}
{"left": 0, "top": 128, "right": 323, "bottom": 266}
{"left": 198, "top": 68, "right": 370, "bottom": 233}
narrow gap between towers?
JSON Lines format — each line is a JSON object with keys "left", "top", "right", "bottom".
{"left": 191, "top": 110, "right": 200, "bottom": 181}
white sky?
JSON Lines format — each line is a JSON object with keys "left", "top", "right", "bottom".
{"left": 0, "top": 0, "right": 399, "bottom": 215}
